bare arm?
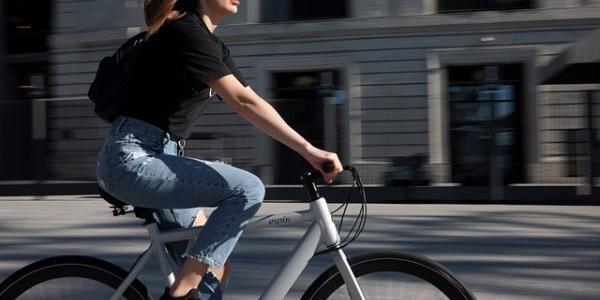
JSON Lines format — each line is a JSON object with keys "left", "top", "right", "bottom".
{"left": 208, "top": 74, "right": 343, "bottom": 182}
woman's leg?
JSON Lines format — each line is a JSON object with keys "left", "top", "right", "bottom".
{"left": 167, "top": 160, "right": 264, "bottom": 297}
{"left": 108, "top": 156, "right": 264, "bottom": 297}
{"left": 155, "top": 208, "right": 204, "bottom": 265}
{"left": 99, "top": 118, "right": 260, "bottom": 298}
{"left": 154, "top": 137, "right": 213, "bottom": 268}
{"left": 156, "top": 208, "right": 232, "bottom": 288}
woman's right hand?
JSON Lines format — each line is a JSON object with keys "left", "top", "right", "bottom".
{"left": 301, "top": 144, "right": 344, "bottom": 184}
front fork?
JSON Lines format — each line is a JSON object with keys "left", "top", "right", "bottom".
{"left": 311, "top": 198, "right": 366, "bottom": 300}
{"left": 331, "top": 250, "right": 366, "bottom": 300}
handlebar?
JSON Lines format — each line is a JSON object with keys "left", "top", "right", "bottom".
{"left": 300, "top": 162, "right": 353, "bottom": 201}
{"left": 322, "top": 161, "right": 334, "bottom": 173}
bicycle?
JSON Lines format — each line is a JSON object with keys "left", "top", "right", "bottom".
{"left": 0, "top": 163, "right": 477, "bottom": 300}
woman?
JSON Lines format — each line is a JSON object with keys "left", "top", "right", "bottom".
{"left": 96, "top": 0, "right": 343, "bottom": 299}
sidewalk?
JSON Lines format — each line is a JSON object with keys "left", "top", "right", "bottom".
{"left": 2, "top": 182, "right": 598, "bottom": 203}
{"left": 1, "top": 197, "right": 599, "bottom": 299}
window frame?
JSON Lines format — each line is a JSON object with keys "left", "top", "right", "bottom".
{"left": 260, "top": 0, "right": 349, "bottom": 23}
{"left": 436, "top": 0, "right": 535, "bottom": 13}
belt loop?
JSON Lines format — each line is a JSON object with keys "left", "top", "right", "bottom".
{"left": 162, "top": 131, "right": 169, "bottom": 146}
{"left": 177, "top": 139, "right": 186, "bottom": 156}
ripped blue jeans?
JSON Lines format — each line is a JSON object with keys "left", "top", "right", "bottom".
{"left": 97, "top": 116, "right": 265, "bottom": 269}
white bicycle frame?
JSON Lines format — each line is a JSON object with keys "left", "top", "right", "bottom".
{"left": 109, "top": 197, "right": 366, "bottom": 300}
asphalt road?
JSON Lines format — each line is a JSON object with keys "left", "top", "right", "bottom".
{"left": 0, "top": 196, "right": 599, "bottom": 299}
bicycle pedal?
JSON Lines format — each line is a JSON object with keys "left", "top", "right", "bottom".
{"left": 110, "top": 206, "right": 131, "bottom": 216}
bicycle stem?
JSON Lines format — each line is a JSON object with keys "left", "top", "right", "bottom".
{"left": 301, "top": 171, "right": 322, "bottom": 201}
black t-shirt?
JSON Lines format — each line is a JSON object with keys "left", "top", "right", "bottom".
{"left": 123, "top": 10, "right": 248, "bottom": 139}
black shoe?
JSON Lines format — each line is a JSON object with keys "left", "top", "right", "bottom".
{"left": 197, "top": 272, "right": 223, "bottom": 300}
{"left": 159, "top": 287, "right": 199, "bottom": 300}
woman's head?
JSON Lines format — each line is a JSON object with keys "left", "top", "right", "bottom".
{"left": 200, "top": 0, "right": 240, "bottom": 16}
{"left": 143, "top": 0, "right": 240, "bottom": 35}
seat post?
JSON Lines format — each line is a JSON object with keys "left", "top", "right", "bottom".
{"left": 134, "top": 207, "right": 157, "bottom": 225}
{"left": 146, "top": 222, "right": 176, "bottom": 286}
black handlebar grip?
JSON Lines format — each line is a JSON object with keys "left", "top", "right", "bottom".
{"left": 322, "top": 161, "right": 334, "bottom": 173}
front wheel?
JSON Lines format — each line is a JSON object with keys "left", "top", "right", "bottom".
{"left": 302, "top": 251, "right": 476, "bottom": 300}
{"left": 0, "top": 256, "right": 151, "bottom": 300}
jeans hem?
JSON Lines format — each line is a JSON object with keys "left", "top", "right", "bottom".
{"left": 184, "top": 254, "right": 224, "bottom": 270}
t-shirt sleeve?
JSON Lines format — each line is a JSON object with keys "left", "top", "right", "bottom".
{"left": 175, "top": 24, "right": 233, "bottom": 87}
{"left": 222, "top": 43, "right": 249, "bottom": 87}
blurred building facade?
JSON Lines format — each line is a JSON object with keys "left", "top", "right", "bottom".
{"left": 0, "top": 0, "right": 51, "bottom": 180}
{"left": 2, "top": 0, "right": 600, "bottom": 199}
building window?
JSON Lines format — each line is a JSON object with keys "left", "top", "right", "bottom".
{"left": 261, "top": 0, "right": 348, "bottom": 22}
{"left": 438, "top": 0, "right": 534, "bottom": 12}
{"left": 3, "top": 0, "right": 51, "bottom": 99}
{"left": 448, "top": 64, "right": 524, "bottom": 186}
{"left": 5, "top": 0, "right": 51, "bottom": 54}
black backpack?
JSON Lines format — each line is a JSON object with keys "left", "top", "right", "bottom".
{"left": 88, "top": 31, "right": 148, "bottom": 123}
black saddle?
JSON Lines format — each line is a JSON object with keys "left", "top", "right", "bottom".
{"left": 98, "top": 186, "right": 155, "bottom": 223}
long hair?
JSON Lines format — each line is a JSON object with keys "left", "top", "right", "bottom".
{"left": 143, "top": 0, "right": 195, "bottom": 35}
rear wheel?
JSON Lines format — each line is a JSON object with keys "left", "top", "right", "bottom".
{"left": 302, "top": 251, "right": 476, "bottom": 300}
{"left": 0, "top": 256, "right": 150, "bottom": 300}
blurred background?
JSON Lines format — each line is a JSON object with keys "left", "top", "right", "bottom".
{"left": 1, "top": 0, "right": 599, "bottom": 202}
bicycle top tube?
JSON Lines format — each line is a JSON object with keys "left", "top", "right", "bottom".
{"left": 156, "top": 206, "right": 322, "bottom": 244}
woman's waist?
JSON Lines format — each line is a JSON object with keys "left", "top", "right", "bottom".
{"left": 107, "top": 116, "right": 179, "bottom": 153}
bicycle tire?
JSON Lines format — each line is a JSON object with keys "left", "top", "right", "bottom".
{"left": 0, "top": 255, "right": 151, "bottom": 300}
{"left": 302, "top": 251, "right": 476, "bottom": 300}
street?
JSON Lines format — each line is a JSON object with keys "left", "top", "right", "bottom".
{"left": 0, "top": 196, "right": 599, "bottom": 299}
